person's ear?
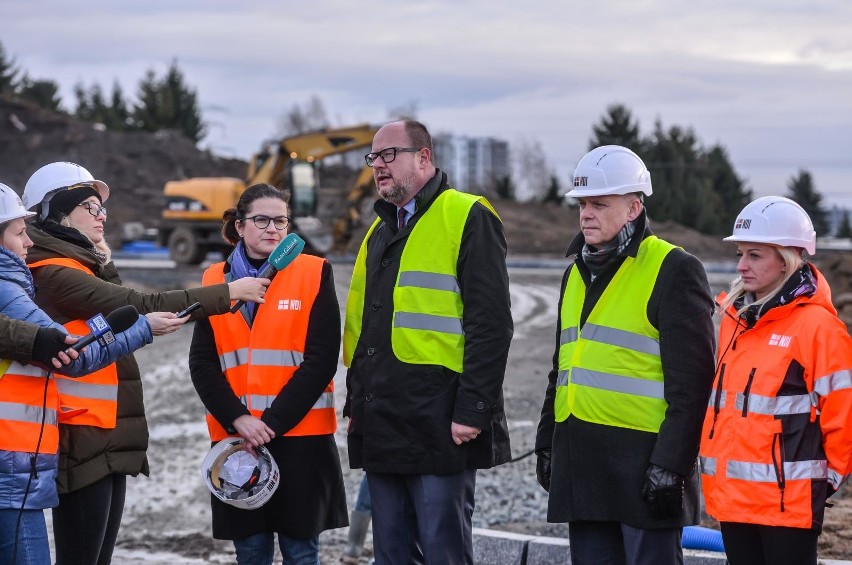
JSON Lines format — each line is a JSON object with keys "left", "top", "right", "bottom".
{"left": 626, "top": 196, "right": 642, "bottom": 221}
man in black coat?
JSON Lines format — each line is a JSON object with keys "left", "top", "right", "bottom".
{"left": 535, "top": 145, "right": 716, "bottom": 564}
{"left": 343, "top": 120, "right": 513, "bottom": 565}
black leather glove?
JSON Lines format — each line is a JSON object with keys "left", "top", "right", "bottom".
{"left": 641, "top": 463, "right": 685, "bottom": 519}
{"left": 31, "top": 327, "right": 71, "bottom": 369}
{"left": 536, "top": 449, "right": 552, "bottom": 492}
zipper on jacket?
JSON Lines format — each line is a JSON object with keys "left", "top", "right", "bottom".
{"left": 29, "top": 453, "right": 38, "bottom": 479}
{"left": 708, "top": 364, "right": 726, "bottom": 439}
{"left": 772, "top": 432, "right": 786, "bottom": 512}
{"left": 740, "top": 368, "right": 756, "bottom": 417}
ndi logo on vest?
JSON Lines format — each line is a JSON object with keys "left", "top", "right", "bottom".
{"left": 278, "top": 299, "right": 302, "bottom": 311}
{"left": 768, "top": 334, "right": 792, "bottom": 347}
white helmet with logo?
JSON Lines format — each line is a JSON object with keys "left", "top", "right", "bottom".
{"left": 201, "top": 438, "right": 280, "bottom": 510}
{"left": 565, "top": 145, "right": 652, "bottom": 198}
{"left": 0, "top": 183, "right": 36, "bottom": 224}
{"left": 23, "top": 162, "right": 110, "bottom": 220}
{"left": 723, "top": 196, "right": 816, "bottom": 255}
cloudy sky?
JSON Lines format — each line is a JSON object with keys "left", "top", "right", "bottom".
{"left": 5, "top": 1, "right": 852, "bottom": 207}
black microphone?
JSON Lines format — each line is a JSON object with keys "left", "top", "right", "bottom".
{"left": 229, "top": 233, "right": 305, "bottom": 314}
{"left": 71, "top": 305, "right": 140, "bottom": 352}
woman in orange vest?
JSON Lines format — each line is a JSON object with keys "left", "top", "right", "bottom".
{"left": 21, "top": 162, "right": 271, "bottom": 565}
{"left": 189, "top": 183, "right": 346, "bottom": 565}
{"left": 699, "top": 196, "right": 852, "bottom": 565}
{"left": 0, "top": 182, "right": 162, "bottom": 565}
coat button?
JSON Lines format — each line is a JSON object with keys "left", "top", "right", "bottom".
{"left": 476, "top": 401, "right": 485, "bottom": 410}
{"left": 365, "top": 393, "right": 373, "bottom": 402}
{"left": 381, "top": 258, "right": 389, "bottom": 267}
{"left": 367, "top": 347, "right": 375, "bottom": 356}
{"left": 371, "top": 303, "right": 380, "bottom": 311}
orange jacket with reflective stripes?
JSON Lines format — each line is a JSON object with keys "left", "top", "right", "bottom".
{"left": 0, "top": 361, "right": 60, "bottom": 454}
{"left": 28, "top": 257, "right": 119, "bottom": 429}
{"left": 700, "top": 265, "right": 852, "bottom": 529}
{"left": 201, "top": 254, "right": 335, "bottom": 441}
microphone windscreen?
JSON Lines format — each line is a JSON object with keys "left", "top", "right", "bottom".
{"left": 268, "top": 233, "right": 305, "bottom": 271}
{"left": 105, "top": 305, "right": 140, "bottom": 334}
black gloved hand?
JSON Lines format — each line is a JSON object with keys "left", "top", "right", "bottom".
{"left": 536, "top": 449, "right": 552, "bottom": 492}
{"left": 31, "top": 327, "right": 71, "bottom": 369}
{"left": 641, "top": 463, "right": 685, "bottom": 519}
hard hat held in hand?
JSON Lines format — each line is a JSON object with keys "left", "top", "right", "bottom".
{"left": 723, "top": 196, "right": 816, "bottom": 255}
{"left": 23, "top": 162, "right": 110, "bottom": 219}
{"left": 0, "top": 183, "right": 36, "bottom": 224}
{"left": 566, "top": 145, "right": 652, "bottom": 198}
{"left": 201, "top": 438, "right": 280, "bottom": 510}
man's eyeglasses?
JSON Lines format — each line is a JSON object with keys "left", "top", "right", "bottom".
{"left": 77, "top": 201, "right": 107, "bottom": 218}
{"left": 364, "top": 147, "right": 421, "bottom": 167}
{"left": 241, "top": 215, "right": 291, "bottom": 230}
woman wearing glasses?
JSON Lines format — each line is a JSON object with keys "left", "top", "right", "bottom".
{"left": 189, "top": 183, "right": 346, "bottom": 565}
{"left": 21, "top": 162, "right": 271, "bottom": 565}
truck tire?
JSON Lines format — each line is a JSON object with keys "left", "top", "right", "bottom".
{"left": 168, "top": 228, "right": 207, "bottom": 265}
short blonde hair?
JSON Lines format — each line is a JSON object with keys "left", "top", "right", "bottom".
{"left": 719, "top": 246, "right": 805, "bottom": 317}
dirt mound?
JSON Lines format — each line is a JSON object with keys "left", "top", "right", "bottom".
{"left": 0, "top": 96, "right": 244, "bottom": 240}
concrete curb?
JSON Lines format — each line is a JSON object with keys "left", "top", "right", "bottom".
{"left": 471, "top": 527, "right": 852, "bottom": 565}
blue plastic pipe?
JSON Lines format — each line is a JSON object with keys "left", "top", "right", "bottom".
{"left": 682, "top": 525, "right": 725, "bottom": 553}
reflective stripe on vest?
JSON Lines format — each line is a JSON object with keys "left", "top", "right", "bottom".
{"left": 554, "top": 236, "right": 676, "bottom": 432}
{"left": 28, "top": 257, "right": 119, "bottom": 428}
{"left": 202, "top": 255, "right": 336, "bottom": 441}
{"left": 814, "top": 369, "right": 852, "bottom": 396}
{"left": 0, "top": 361, "right": 60, "bottom": 453}
{"left": 343, "top": 189, "right": 499, "bottom": 372}
{"left": 734, "top": 392, "right": 813, "bottom": 416}
{"left": 700, "top": 456, "right": 828, "bottom": 483}
{"left": 707, "top": 391, "right": 727, "bottom": 409}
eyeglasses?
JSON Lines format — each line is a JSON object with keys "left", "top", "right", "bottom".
{"left": 77, "top": 201, "right": 107, "bottom": 218}
{"left": 241, "top": 215, "right": 291, "bottom": 230}
{"left": 364, "top": 147, "right": 421, "bottom": 167}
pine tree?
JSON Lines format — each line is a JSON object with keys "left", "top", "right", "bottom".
{"left": 131, "top": 61, "right": 206, "bottom": 143}
{"left": 108, "top": 81, "right": 130, "bottom": 130}
{"left": 588, "top": 103, "right": 641, "bottom": 152}
{"left": 786, "top": 170, "right": 829, "bottom": 235}
{"left": 17, "top": 74, "right": 62, "bottom": 111}
{"left": 542, "top": 175, "right": 563, "bottom": 204}
{"left": 0, "top": 41, "right": 19, "bottom": 96}
{"left": 836, "top": 211, "right": 852, "bottom": 239}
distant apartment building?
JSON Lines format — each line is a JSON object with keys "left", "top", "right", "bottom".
{"left": 432, "top": 134, "right": 510, "bottom": 195}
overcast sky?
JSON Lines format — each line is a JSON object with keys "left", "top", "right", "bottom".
{"left": 5, "top": 1, "right": 852, "bottom": 209}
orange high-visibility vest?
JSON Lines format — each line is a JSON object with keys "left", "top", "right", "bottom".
{"left": 0, "top": 361, "right": 59, "bottom": 454}
{"left": 201, "top": 254, "right": 336, "bottom": 441}
{"left": 28, "top": 258, "right": 119, "bottom": 428}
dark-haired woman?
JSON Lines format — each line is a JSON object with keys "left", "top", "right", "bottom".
{"left": 190, "top": 183, "right": 346, "bottom": 565}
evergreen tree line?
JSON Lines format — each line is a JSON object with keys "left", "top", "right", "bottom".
{"left": 542, "top": 103, "right": 842, "bottom": 237}
{"left": 1, "top": 41, "right": 205, "bottom": 143}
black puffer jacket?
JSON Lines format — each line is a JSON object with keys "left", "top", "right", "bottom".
{"left": 536, "top": 211, "right": 716, "bottom": 529}
{"left": 26, "top": 223, "right": 234, "bottom": 494}
{"left": 344, "top": 170, "right": 513, "bottom": 474}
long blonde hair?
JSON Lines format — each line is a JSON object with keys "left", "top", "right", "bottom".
{"left": 718, "top": 246, "right": 805, "bottom": 317}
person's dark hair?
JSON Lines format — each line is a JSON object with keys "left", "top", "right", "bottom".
{"left": 404, "top": 120, "right": 435, "bottom": 165}
{"left": 221, "top": 183, "right": 289, "bottom": 245}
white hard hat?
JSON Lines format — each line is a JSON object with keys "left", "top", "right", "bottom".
{"left": 201, "top": 438, "right": 280, "bottom": 510}
{"left": 565, "top": 145, "right": 652, "bottom": 198}
{"left": 23, "top": 162, "right": 110, "bottom": 220}
{"left": 0, "top": 183, "right": 36, "bottom": 224}
{"left": 724, "top": 196, "right": 816, "bottom": 255}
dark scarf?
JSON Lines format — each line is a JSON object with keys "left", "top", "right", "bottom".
{"left": 581, "top": 219, "right": 637, "bottom": 280}
{"left": 35, "top": 218, "right": 105, "bottom": 262}
{"left": 737, "top": 263, "right": 816, "bottom": 327}
{"left": 228, "top": 241, "right": 270, "bottom": 323}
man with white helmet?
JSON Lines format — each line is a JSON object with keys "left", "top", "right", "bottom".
{"left": 535, "top": 146, "right": 716, "bottom": 564}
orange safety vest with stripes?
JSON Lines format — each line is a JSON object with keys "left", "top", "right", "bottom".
{"left": 0, "top": 361, "right": 60, "bottom": 454}
{"left": 28, "top": 257, "right": 119, "bottom": 429}
{"left": 700, "top": 265, "right": 852, "bottom": 529}
{"left": 201, "top": 254, "right": 336, "bottom": 441}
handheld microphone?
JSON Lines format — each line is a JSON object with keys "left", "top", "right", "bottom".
{"left": 229, "top": 233, "right": 305, "bottom": 314}
{"left": 71, "top": 305, "right": 140, "bottom": 352}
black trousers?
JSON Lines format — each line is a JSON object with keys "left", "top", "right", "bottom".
{"left": 568, "top": 520, "right": 684, "bottom": 565}
{"left": 367, "top": 470, "right": 476, "bottom": 565}
{"left": 720, "top": 521, "right": 819, "bottom": 565}
{"left": 52, "top": 473, "right": 127, "bottom": 565}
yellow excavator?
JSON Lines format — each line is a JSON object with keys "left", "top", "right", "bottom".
{"left": 159, "top": 124, "right": 379, "bottom": 264}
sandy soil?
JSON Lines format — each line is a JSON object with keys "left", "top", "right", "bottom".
{"left": 58, "top": 263, "right": 851, "bottom": 564}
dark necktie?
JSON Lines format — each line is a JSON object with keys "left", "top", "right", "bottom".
{"left": 398, "top": 208, "right": 406, "bottom": 230}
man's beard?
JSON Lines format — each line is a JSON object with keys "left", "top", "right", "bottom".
{"left": 378, "top": 182, "right": 409, "bottom": 206}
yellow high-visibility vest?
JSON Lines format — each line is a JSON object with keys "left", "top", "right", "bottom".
{"left": 554, "top": 236, "right": 676, "bottom": 432}
{"left": 343, "top": 189, "right": 499, "bottom": 373}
